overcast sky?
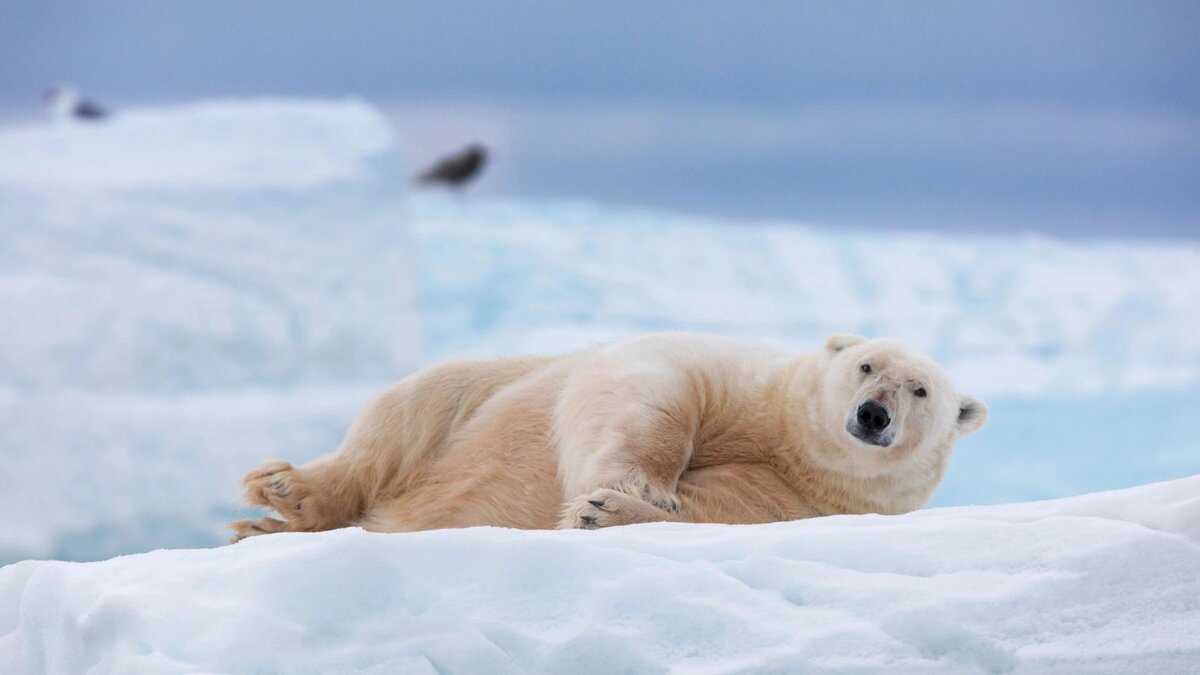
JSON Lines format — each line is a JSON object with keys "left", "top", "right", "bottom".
{"left": 3, "top": 1, "right": 1198, "bottom": 238}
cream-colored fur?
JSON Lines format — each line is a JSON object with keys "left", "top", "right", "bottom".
{"left": 230, "top": 333, "right": 986, "bottom": 541}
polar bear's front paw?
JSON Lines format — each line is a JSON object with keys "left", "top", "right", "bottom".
{"left": 559, "top": 488, "right": 680, "bottom": 529}
{"left": 561, "top": 489, "right": 624, "bottom": 529}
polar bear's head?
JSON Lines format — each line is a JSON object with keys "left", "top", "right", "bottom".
{"left": 812, "top": 334, "right": 986, "bottom": 477}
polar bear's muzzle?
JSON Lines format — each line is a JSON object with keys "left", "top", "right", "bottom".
{"left": 846, "top": 400, "right": 895, "bottom": 447}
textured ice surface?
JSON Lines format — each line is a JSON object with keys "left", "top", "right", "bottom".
{"left": 412, "top": 197, "right": 1200, "bottom": 398}
{"left": 0, "top": 100, "right": 1198, "bottom": 566}
{"left": 2, "top": 476, "right": 1197, "bottom": 673}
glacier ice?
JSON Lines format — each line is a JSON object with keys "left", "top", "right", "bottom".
{"left": 2, "top": 476, "right": 1197, "bottom": 673}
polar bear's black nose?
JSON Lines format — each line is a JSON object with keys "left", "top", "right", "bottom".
{"left": 857, "top": 401, "right": 890, "bottom": 432}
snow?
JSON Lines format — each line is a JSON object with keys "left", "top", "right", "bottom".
{"left": 0, "top": 98, "right": 393, "bottom": 192}
{"left": 2, "top": 475, "right": 1198, "bottom": 673}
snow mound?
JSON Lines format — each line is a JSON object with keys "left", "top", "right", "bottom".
{"left": 0, "top": 99, "right": 419, "bottom": 564}
{"left": 0, "top": 99, "right": 418, "bottom": 393}
{"left": 2, "top": 476, "right": 1197, "bottom": 673}
{"left": 0, "top": 98, "right": 394, "bottom": 192}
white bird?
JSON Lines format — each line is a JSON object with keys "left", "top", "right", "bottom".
{"left": 43, "top": 84, "right": 109, "bottom": 121}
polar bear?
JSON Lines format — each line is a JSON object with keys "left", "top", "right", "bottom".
{"left": 230, "top": 333, "right": 986, "bottom": 540}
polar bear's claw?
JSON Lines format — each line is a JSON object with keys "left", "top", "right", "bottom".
{"left": 228, "top": 516, "right": 286, "bottom": 543}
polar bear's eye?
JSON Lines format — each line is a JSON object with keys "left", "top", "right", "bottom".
{"left": 860, "top": 364, "right": 871, "bottom": 374}
{"left": 914, "top": 387, "right": 927, "bottom": 398}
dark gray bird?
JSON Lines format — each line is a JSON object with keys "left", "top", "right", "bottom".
{"left": 417, "top": 144, "right": 488, "bottom": 187}
{"left": 44, "top": 84, "right": 109, "bottom": 121}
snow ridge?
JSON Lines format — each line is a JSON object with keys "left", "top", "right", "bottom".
{"left": 2, "top": 476, "right": 1197, "bottom": 673}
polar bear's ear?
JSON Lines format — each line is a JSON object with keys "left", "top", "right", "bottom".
{"left": 957, "top": 395, "right": 988, "bottom": 436}
{"left": 825, "top": 334, "right": 867, "bottom": 354}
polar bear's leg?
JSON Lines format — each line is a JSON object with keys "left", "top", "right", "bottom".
{"left": 591, "top": 417, "right": 694, "bottom": 513}
{"left": 560, "top": 464, "right": 821, "bottom": 529}
{"left": 555, "top": 395, "right": 698, "bottom": 528}
{"left": 231, "top": 356, "right": 554, "bottom": 540}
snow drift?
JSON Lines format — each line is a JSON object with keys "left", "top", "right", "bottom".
{"left": 2, "top": 476, "right": 1198, "bottom": 673}
{"left": 0, "top": 98, "right": 1198, "bottom": 567}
